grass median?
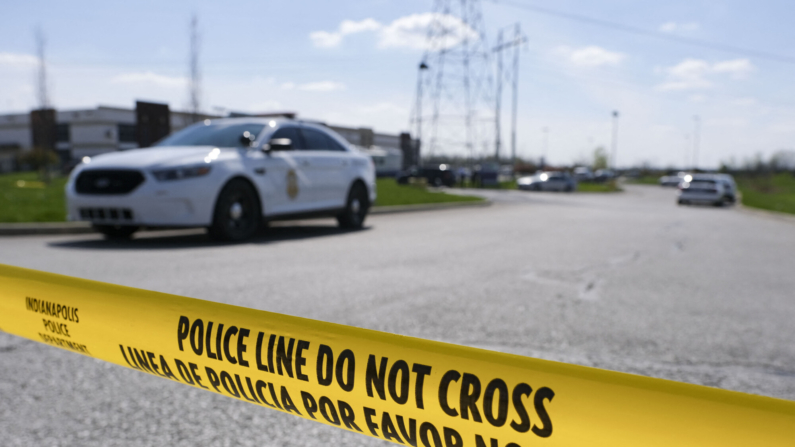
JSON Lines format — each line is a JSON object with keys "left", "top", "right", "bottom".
{"left": 737, "top": 173, "right": 795, "bottom": 215}
{"left": 374, "top": 178, "right": 483, "bottom": 206}
{"left": 0, "top": 172, "right": 68, "bottom": 222}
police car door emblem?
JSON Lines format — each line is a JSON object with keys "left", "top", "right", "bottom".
{"left": 286, "top": 169, "right": 299, "bottom": 199}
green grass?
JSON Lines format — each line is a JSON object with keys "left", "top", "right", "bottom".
{"left": 374, "top": 178, "right": 483, "bottom": 206}
{"left": 737, "top": 173, "right": 795, "bottom": 215}
{"left": 0, "top": 172, "right": 68, "bottom": 222}
{"left": 577, "top": 181, "right": 622, "bottom": 192}
{"left": 624, "top": 176, "right": 660, "bottom": 185}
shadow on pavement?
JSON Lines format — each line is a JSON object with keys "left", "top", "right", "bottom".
{"left": 48, "top": 223, "right": 370, "bottom": 251}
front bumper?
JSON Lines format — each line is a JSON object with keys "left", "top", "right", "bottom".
{"left": 66, "top": 173, "right": 217, "bottom": 227}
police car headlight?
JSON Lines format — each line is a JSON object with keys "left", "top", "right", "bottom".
{"left": 152, "top": 165, "right": 212, "bottom": 182}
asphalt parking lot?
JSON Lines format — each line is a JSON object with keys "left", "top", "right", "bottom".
{"left": 1, "top": 184, "right": 794, "bottom": 446}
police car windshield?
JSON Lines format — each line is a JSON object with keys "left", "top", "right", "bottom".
{"left": 156, "top": 122, "right": 265, "bottom": 147}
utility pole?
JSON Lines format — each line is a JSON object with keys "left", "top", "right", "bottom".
{"left": 610, "top": 110, "right": 619, "bottom": 170}
{"left": 493, "top": 24, "right": 527, "bottom": 163}
{"left": 414, "top": 61, "right": 428, "bottom": 167}
{"left": 692, "top": 115, "right": 700, "bottom": 171}
{"left": 542, "top": 126, "right": 549, "bottom": 169}
{"left": 510, "top": 23, "right": 522, "bottom": 165}
{"left": 189, "top": 14, "right": 201, "bottom": 123}
{"left": 683, "top": 133, "right": 690, "bottom": 171}
{"left": 494, "top": 30, "right": 503, "bottom": 161}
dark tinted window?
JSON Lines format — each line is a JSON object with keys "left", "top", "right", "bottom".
{"left": 270, "top": 126, "right": 305, "bottom": 150}
{"left": 118, "top": 124, "right": 136, "bottom": 143}
{"left": 56, "top": 124, "right": 70, "bottom": 143}
{"left": 156, "top": 122, "right": 265, "bottom": 147}
{"left": 301, "top": 127, "right": 346, "bottom": 151}
{"left": 327, "top": 135, "right": 348, "bottom": 152}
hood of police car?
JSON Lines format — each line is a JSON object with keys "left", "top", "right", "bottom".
{"left": 80, "top": 146, "right": 236, "bottom": 170}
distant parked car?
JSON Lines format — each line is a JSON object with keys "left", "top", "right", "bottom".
{"left": 573, "top": 166, "right": 594, "bottom": 182}
{"left": 659, "top": 172, "right": 688, "bottom": 187}
{"left": 396, "top": 164, "right": 456, "bottom": 187}
{"left": 677, "top": 173, "right": 736, "bottom": 206}
{"left": 593, "top": 169, "right": 615, "bottom": 183}
{"left": 517, "top": 171, "right": 577, "bottom": 192}
{"left": 472, "top": 163, "right": 500, "bottom": 186}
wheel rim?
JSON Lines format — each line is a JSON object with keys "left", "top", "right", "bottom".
{"left": 351, "top": 198, "right": 361, "bottom": 216}
{"left": 229, "top": 202, "right": 243, "bottom": 220}
{"left": 226, "top": 193, "right": 254, "bottom": 232}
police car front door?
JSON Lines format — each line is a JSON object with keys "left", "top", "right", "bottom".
{"left": 249, "top": 127, "right": 315, "bottom": 216}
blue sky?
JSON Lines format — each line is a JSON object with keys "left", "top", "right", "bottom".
{"left": 2, "top": 0, "right": 794, "bottom": 167}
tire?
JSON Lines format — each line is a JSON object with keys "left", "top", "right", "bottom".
{"left": 93, "top": 224, "right": 138, "bottom": 239}
{"left": 337, "top": 182, "right": 369, "bottom": 229}
{"left": 208, "top": 179, "right": 262, "bottom": 241}
{"left": 432, "top": 177, "right": 443, "bottom": 187}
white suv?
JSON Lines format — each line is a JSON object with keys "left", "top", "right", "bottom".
{"left": 66, "top": 118, "right": 377, "bottom": 240}
{"left": 677, "top": 173, "right": 736, "bottom": 207}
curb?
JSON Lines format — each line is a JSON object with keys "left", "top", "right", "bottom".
{"left": 736, "top": 201, "right": 795, "bottom": 225}
{"left": 0, "top": 200, "right": 492, "bottom": 236}
{"left": 0, "top": 222, "right": 94, "bottom": 236}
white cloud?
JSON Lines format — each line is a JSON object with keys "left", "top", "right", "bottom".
{"left": 0, "top": 52, "right": 39, "bottom": 68}
{"left": 656, "top": 58, "right": 755, "bottom": 91}
{"left": 556, "top": 45, "right": 625, "bottom": 67}
{"left": 111, "top": 71, "right": 187, "bottom": 88}
{"left": 713, "top": 59, "right": 754, "bottom": 78}
{"left": 340, "top": 18, "right": 382, "bottom": 35}
{"left": 310, "top": 18, "right": 382, "bottom": 48}
{"left": 282, "top": 81, "right": 345, "bottom": 92}
{"left": 309, "top": 31, "right": 344, "bottom": 48}
{"left": 659, "top": 22, "right": 700, "bottom": 33}
{"left": 309, "top": 13, "right": 478, "bottom": 51}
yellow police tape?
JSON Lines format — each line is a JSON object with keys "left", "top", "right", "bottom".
{"left": 1, "top": 263, "right": 794, "bottom": 446}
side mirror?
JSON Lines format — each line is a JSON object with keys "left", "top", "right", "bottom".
{"left": 263, "top": 138, "right": 292, "bottom": 153}
{"left": 240, "top": 131, "right": 256, "bottom": 147}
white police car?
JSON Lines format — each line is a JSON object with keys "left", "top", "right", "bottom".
{"left": 66, "top": 118, "right": 377, "bottom": 240}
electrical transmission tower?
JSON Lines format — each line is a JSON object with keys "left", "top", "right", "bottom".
{"left": 411, "top": 0, "right": 496, "bottom": 162}
{"left": 188, "top": 14, "right": 201, "bottom": 123}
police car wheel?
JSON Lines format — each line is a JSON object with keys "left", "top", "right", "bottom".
{"left": 338, "top": 183, "right": 369, "bottom": 229}
{"left": 94, "top": 224, "right": 138, "bottom": 240}
{"left": 209, "top": 179, "right": 261, "bottom": 241}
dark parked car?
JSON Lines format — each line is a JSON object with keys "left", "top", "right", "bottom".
{"left": 396, "top": 164, "right": 456, "bottom": 187}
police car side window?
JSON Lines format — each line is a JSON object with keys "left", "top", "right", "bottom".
{"left": 326, "top": 136, "right": 348, "bottom": 152}
{"left": 300, "top": 128, "right": 332, "bottom": 151}
{"left": 270, "top": 126, "right": 305, "bottom": 150}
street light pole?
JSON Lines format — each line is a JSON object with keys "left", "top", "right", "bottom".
{"left": 692, "top": 115, "right": 700, "bottom": 171}
{"left": 611, "top": 111, "right": 619, "bottom": 170}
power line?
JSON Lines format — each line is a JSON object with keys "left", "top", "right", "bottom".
{"left": 489, "top": 0, "right": 795, "bottom": 65}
